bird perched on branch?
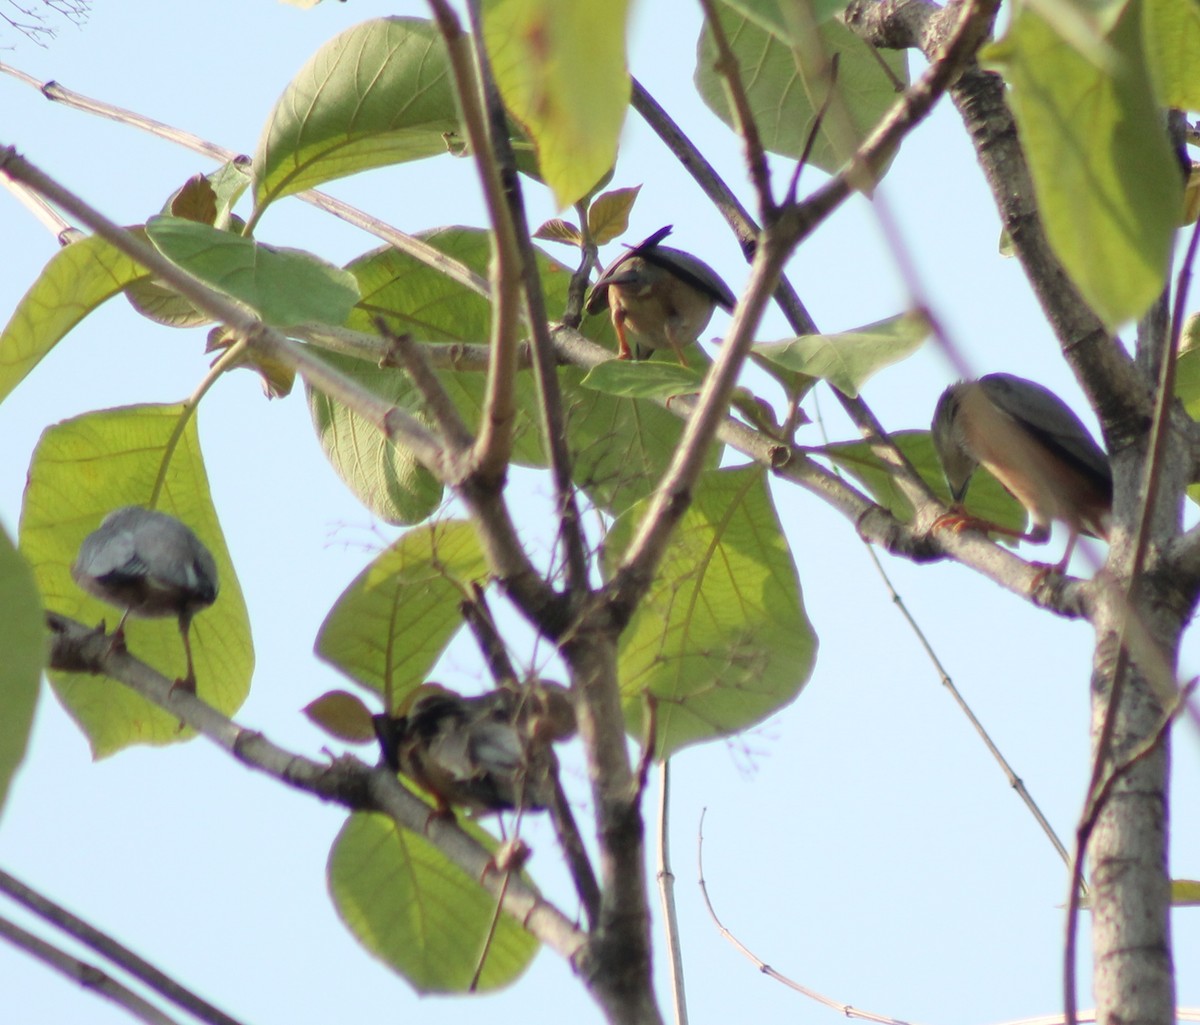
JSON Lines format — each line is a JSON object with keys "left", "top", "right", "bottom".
{"left": 931, "top": 373, "right": 1113, "bottom": 573}
{"left": 71, "top": 506, "right": 218, "bottom": 693}
{"left": 374, "top": 682, "right": 576, "bottom": 816}
{"left": 586, "top": 225, "right": 735, "bottom": 366}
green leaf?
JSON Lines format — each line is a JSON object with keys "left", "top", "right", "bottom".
{"left": 252, "top": 18, "right": 461, "bottom": 215}
{"left": 533, "top": 218, "right": 583, "bottom": 246}
{"left": 823, "top": 429, "right": 1026, "bottom": 534}
{"left": 482, "top": 0, "right": 631, "bottom": 207}
{"left": 587, "top": 186, "right": 641, "bottom": 245}
{"left": 306, "top": 351, "right": 445, "bottom": 525}
{"left": 752, "top": 310, "right": 930, "bottom": 397}
{"left": 581, "top": 359, "right": 704, "bottom": 400}
{"left": 1143, "top": 0, "right": 1200, "bottom": 108}
{"left": 19, "top": 405, "right": 254, "bottom": 758}
{"left": 1171, "top": 879, "right": 1200, "bottom": 906}
{"left": 315, "top": 521, "right": 487, "bottom": 712}
{"left": 0, "top": 525, "right": 43, "bottom": 816}
{"left": 0, "top": 233, "right": 150, "bottom": 406}
{"left": 606, "top": 465, "right": 817, "bottom": 756}
{"left": 722, "top": 0, "right": 850, "bottom": 34}
{"left": 696, "top": 1, "right": 908, "bottom": 175}
{"left": 329, "top": 811, "right": 537, "bottom": 993}
{"left": 145, "top": 216, "right": 359, "bottom": 328}
{"left": 343, "top": 226, "right": 717, "bottom": 516}
{"left": 982, "top": 0, "right": 1179, "bottom": 329}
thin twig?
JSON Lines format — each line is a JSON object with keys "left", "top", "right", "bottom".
{"left": 0, "top": 63, "right": 490, "bottom": 298}
{"left": 463, "top": 0, "right": 591, "bottom": 595}
{"left": 696, "top": 0, "right": 774, "bottom": 218}
{"left": 0, "top": 869, "right": 246, "bottom": 1025}
{"left": 657, "top": 762, "right": 688, "bottom": 1025}
{"left": 374, "top": 318, "right": 474, "bottom": 454}
{"left": 0, "top": 914, "right": 181, "bottom": 1025}
{"left": 696, "top": 811, "right": 919, "bottom": 1025}
{"left": 426, "top": 0, "right": 522, "bottom": 478}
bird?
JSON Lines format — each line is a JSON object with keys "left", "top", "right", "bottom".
{"left": 71, "top": 506, "right": 219, "bottom": 693}
{"left": 585, "top": 225, "right": 736, "bottom": 367}
{"left": 930, "top": 373, "right": 1113, "bottom": 573}
{"left": 374, "top": 682, "right": 576, "bottom": 816}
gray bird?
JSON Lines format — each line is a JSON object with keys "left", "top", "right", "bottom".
{"left": 931, "top": 373, "right": 1113, "bottom": 573}
{"left": 72, "top": 506, "right": 218, "bottom": 693}
{"left": 586, "top": 225, "right": 736, "bottom": 366}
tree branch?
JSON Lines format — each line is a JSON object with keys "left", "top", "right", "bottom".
{"left": 0, "top": 869, "right": 246, "bottom": 1025}
{"left": 43, "top": 613, "right": 589, "bottom": 966}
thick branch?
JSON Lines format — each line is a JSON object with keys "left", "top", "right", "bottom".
{"left": 44, "top": 613, "right": 587, "bottom": 964}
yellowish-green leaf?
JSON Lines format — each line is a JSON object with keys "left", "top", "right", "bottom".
{"left": 983, "top": 0, "right": 1179, "bottom": 329}
{"left": 696, "top": 1, "right": 908, "bottom": 175}
{"left": 19, "top": 404, "right": 253, "bottom": 757}
{"left": 316, "top": 521, "right": 487, "bottom": 713}
{"left": 722, "top": 0, "right": 849, "bottom": 34}
{"left": 533, "top": 218, "right": 583, "bottom": 246}
{"left": 752, "top": 310, "right": 930, "bottom": 397}
{"left": 0, "top": 233, "right": 150, "bottom": 406}
{"left": 252, "top": 18, "right": 461, "bottom": 215}
{"left": 328, "top": 811, "right": 536, "bottom": 993}
{"left": 1171, "top": 879, "right": 1200, "bottom": 906}
{"left": 607, "top": 465, "right": 816, "bottom": 756}
{"left": 303, "top": 690, "right": 378, "bottom": 743}
{"left": 483, "top": 0, "right": 631, "bottom": 207}
{"left": 588, "top": 185, "right": 641, "bottom": 245}
{"left": 581, "top": 358, "right": 703, "bottom": 400}
{"left": 0, "top": 525, "right": 43, "bottom": 816}
{"left": 1143, "top": 0, "right": 1200, "bottom": 108}
{"left": 145, "top": 216, "right": 359, "bottom": 328}
{"left": 824, "top": 429, "right": 1026, "bottom": 535}
{"left": 307, "top": 350, "right": 445, "bottom": 525}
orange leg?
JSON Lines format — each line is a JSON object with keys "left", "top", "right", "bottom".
{"left": 612, "top": 309, "right": 634, "bottom": 360}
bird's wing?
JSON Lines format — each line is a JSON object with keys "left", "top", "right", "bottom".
{"left": 979, "top": 374, "right": 1112, "bottom": 490}
{"left": 636, "top": 245, "right": 736, "bottom": 310}
{"left": 586, "top": 225, "right": 676, "bottom": 314}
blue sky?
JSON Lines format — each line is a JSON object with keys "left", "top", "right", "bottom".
{"left": 2, "top": 2, "right": 1198, "bottom": 1024}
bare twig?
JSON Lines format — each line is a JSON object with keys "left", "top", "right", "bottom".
{"left": 426, "top": 0, "right": 522, "bottom": 478}
{"left": 463, "top": 0, "right": 591, "bottom": 595}
{"left": 0, "top": 914, "right": 181, "bottom": 1025}
{"left": 696, "top": 811, "right": 918, "bottom": 1025}
{"left": 657, "top": 762, "right": 688, "bottom": 1025}
{"left": 0, "top": 869, "right": 245, "bottom": 1025}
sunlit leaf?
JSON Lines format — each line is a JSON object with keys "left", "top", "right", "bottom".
{"left": 607, "top": 465, "right": 816, "bottom": 756}
{"left": 0, "top": 233, "right": 150, "bottom": 406}
{"left": 328, "top": 811, "right": 537, "bottom": 993}
{"left": 533, "top": 218, "right": 583, "bottom": 246}
{"left": 588, "top": 186, "right": 641, "bottom": 245}
{"left": 753, "top": 311, "right": 929, "bottom": 397}
{"left": 307, "top": 350, "right": 445, "bottom": 525}
{"left": 823, "top": 429, "right": 1026, "bottom": 535}
{"left": 252, "top": 18, "right": 461, "bottom": 214}
{"left": 145, "top": 216, "right": 359, "bottom": 328}
{"left": 483, "top": 0, "right": 631, "bottom": 207}
{"left": 580, "top": 359, "right": 703, "bottom": 400}
{"left": 316, "top": 521, "right": 487, "bottom": 713}
{"left": 0, "top": 526, "right": 43, "bottom": 816}
{"left": 983, "top": 0, "right": 1179, "bottom": 329}
{"left": 303, "top": 690, "right": 378, "bottom": 743}
{"left": 1143, "top": 0, "right": 1200, "bottom": 109}
{"left": 20, "top": 404, "right": 253, "bottom": 757}
{"left": 696, "top": 0, "right": 908, "bottom": 175}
